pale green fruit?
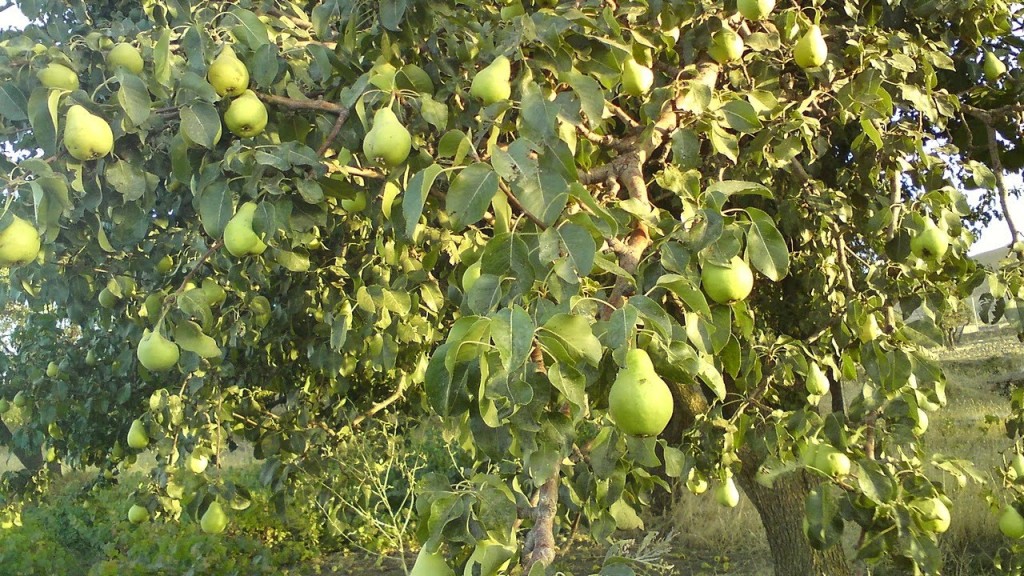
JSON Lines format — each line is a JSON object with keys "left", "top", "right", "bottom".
{"left": 0, "top": 215, "right": 41, "bottom": 267}
{"left": 621, "top": 58, "right": 654, "bottom": 96}
{"left": 155, "top": 254, "right": 174, "bottom": 274}
{"left": 363, "top": 108, "right": 412, "bottom": 167}
{"left": 200, "top": 501, "right": 229, "bottom": 534}
{"left": 709, "top": 27, "right": 744, "bottom": 64}
{"left": 1011, "top": 454, "right": 1024, "bottom": 479}
{"left": 462, "top": 261, "right": 482, "bottom": 293}
{"left": 224, "top": 202, "right": 267, "bottom": 257}
{"left": 794, "top": 25, "right": 827, "bottom": 69}
{"left": 814, "top": 445, "right": 851, "bottom": 476}
{"left": 911, "top": 497, "right": 950, "bottom": 534}
{"left": 128, "top": 504, "right": 149, "bottom": 524}
{"left": 201, "top": 278, "right": 226, "bottom": 306}
{"left": 48, "top": 422, "right": 63, "bottom": 439}
{"left": 85, "top": 349, "right": 97, "bottom": 366}
{"left": 912, "top": 408, "right": 929, "bottom": 436}
{"left": 64, "top": 105, "right": 114, "bottom": 161}
{"left": 686, "top": 469, "right": 709, "bottom": 495}
{"left": 1000, "top": 505, "right": 1024, "bottom": 538}
{"left": 187, "top": 451, "right": 209, "bottom": 474}
{"left": 410, "top": 546, "right": 455, "bottom": 576}
{"left": 37, "top": 63, "right": 79, "bottom": 91}
{"left": 208, "top": 45, "right": 249, "bottom": 97}
{"left": 46, "top": 362, "right": 59, "bottom": 378}
{"left": 98, "top": 287, "right": 119, "bottom": 309}
{"left": 463, "top": 537, "right": 516, "bottom": 576}
{"left": 224, "top": 90, "right": 268, "bottom": 138}
{"left": 984, "top": 51, "right": 1007, "bottom": 81}
{"left": 0, "top": 399, "right": 9, "bottom": 414}
{"left": 340, "top": 191, "right": 367, "bottom": 213}
{"left": 857, "top": 314, "right": 882, "bottom": 343}
{"left": 715, "top": 476, "right": 740, "bottom": 507}
{"left": 737, "top": 0, "right": 775, "bottom": 20}
{"left": 806, "top": 362, "right": 830, "bottom": 396}
{"left": 701, "top": 256, "right": 754, "bottom": 304}
{"left": 608, "top": 348, "right": 674, "bottom": 437}
{"left": 910, "top": 218, "right": 950, "bottom": 261}
{"left": 137, "top": 328, "right": 180, "bottom": 372}
{"left": 470, "top": 55, "right": 512, "bottom": 105}
{"left": 12, "top": 391, "right": 27, "bottom": 408}
{"left": 107, "top": 43, "right": 144, "bottom": 74}
{"left": 127, "top": 418, "right": 149, "bottom": 449}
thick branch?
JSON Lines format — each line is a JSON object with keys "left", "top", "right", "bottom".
{"left": 985, "top": 123, "right": 1021, "bottom": 243}
{"left": 523, "top": 472, "right": 560, "bottom": 571}
{"left": 350, "top": 380, "right": 407, "bottom": 429}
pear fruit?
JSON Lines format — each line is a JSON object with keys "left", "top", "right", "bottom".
{"left": 701, "top": 256, "right": 754, "bottom": 304}
{"left": 709, "top": 27, "right": 744, "bottom": 64}
{"left": 463, "top": 537, "right": 517, "bottom": 576}
{"left": 46, "top": 362, "right": 59, "bottom": 378}
{"left": 984, "top": 51, "right": 1007, "bottom": 82}
{"left": 410, "top": 546, "right": 455, "bottom": 576}
{"left": 128, "top": 504, "right": 149, "bottom": 524}
{"left": 0, "top": 215, "right": 41, "bottom": 267}
{"left": 224, "top": 202, "right": 268, "bottom": 257}
{"left": 86, "top": 349, "right": 97, "bottom": 366}
{"left": 188, "top": 451, "right": 209, "bottom": 474}
{"left": 12, "top": 391, "right": 27, "bottom": 408}
{"left": 208, "top": 45, "right": 249, "bottom": 97}
{"left": 340, "top": 191, "right": 368, "bottom": 213}
{"left": 362, "top": 108, "right": 412, "bottom": 167}
{"left": 200, "top": 501, "right": 229, "bottom": 534}
{"left": 37, "top": 63, "right": 79, "bottom": 91}
{"left": 806, "top": 362, "right": 830, "bottom": 396}
{"left": 224, "top": 90, "right": 268, "bottom": 138}
{"left": 715, "top": 476, "right": 740, "bottom": 507}
{"left": 814, "top": 445, "right": 851, "bottom": 476}
{"left": 607, "top": 348, "right": 674, "bottom": 437}
{"left": 470, "top": 55, "right": 512, "bottom": 105}
{"left": 127, "top": 418, "right": 149, "bottom": 449}
{"left": 911, "top": 497, "right": 950, "bottom": 534}
{"left": 98, "top": 287, "right": 119, "bottom": 309}
{"left": 201, "top": 278, "right": 226, "bottom": 306}
{"left": 0, "top": 399, "right": 9, "bottom": 414}
{"left": 857, "top": 314, "right": 882, "bottom": 343}
{"left": 107, "top": 43, "right": 144, "bottom": 74}
{"left": 462, "top": 261, "right": 482, "bottom": 293}
{"left": 910, "top": 218, "right": 950, "bottom": 261}
{"left": 621, "top": 58, "right": 654, "bottom": 96}
{"left": 156, "top": 254, "right": 174, "bottom": 274}
{"left": 1000, "top": 505, "right": 1024, "bottom": 538}
{"left": 64, "top": 105, "right": 114, "bottom": 161}
{"left": 793, "top": 25, "right": 828, "bottom": 69}
{"left": 137, "top": 328, "right": 180, "bottom": 372}
{"left": 737, "top": 0, "right": 775, "bottom": 20}
{"left": 1010, "top": 454, "right": 1024, "bottom": 479}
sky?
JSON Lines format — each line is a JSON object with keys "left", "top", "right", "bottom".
{"left": 0, "top": 4, "right": 1019, "bottom": 255}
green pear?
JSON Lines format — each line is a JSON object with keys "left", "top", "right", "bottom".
{"left": 463, "top": 537, "right": 516, "bottom": 576}
{"left": 224, "top": 202, "right": 268, "bottom": 257}
{"left": 340, "top": 191, "right": 368, "bottom": 213}
{"left": 793, "top": 25, "right": 828, "bottom": 69}
{"left": 201, "top": 278, "right": 226, "bottom": 306}
{"left": 737, "top": 0, "right": 775, "bottom": 20}
{"left": 1010, "top": 454, "right": 1024, "bottom": 479}
{"left": 223, "top": 90, "right": 268, "bottom": 138}
{"left": 362, "top": 108, "right": 412, "bottom": 167}
{"left": 686, "top": 469, "right": 709, "bottom": 495}
{"left": 208, "top": 45, "right": 249, "bottom": 97}
{"left": 462, "top": 261, "right": 482, "bottom": 293}
{"left": 128, "top": 504, "right": 149, "bottom": 524}
{"left": 621, "top": 57, "right": 654, "bottom": 96}
{"left": 187, "top": 450, "right": 209, "bottom": 474}
{"left": 410, "top": 546, "right": 455, "bottom": 576}
{"left": 98, "top": 287, "right": 119, "bottom": 309}
{"left": 200, "top": 501, "right": 229, "bottom": 534}
{"left": 47, "top": 422, "right": 63, "bottom": 439}
{"left": 701, "top": 256, "right": 754, "bottom": 304}
{"left": 984, "top": 51, "right": 1007, "bottom": 82}
{"left": 46, "top": 361, "right": 59, "bottom": 378}
{"left": 137, "top": 328, "right": 180, "bottom": 372}
{"left": 12, "top": 391, "right": 27, "bottom": 408}
{"left": 155, "top": 254, "right": 174, "bottom": 274}
{"left": 858, "top": 314, "right": 882, "bottom": 343}
{"left": 910, "top": 497, "right": 950, "bottom": 534}
{"left": 127, "top": 418, "right": 149, "bottom": 449}
{"left": 910, "top": 218, "right": 950, "bottom": 261}
{"left": 86, "top": 349, "right": 97, "bottom": 366}
{"left": 715, "top": 476, "right": 740, "bottom": 507}
{"left": 107, "top": 43, "right": 144, "bottom": 74}
{"left": 470, "top": 55, "right": 512, "bottom": 105}
{"left": 1000, "top": 505, "right": 1024, "bottom": 538}
{"left": 806, "top": 362, "right": 830, "bottom": 396}
{"left": 814, "top": 445, "right": 851, "bottom": 476}
{"left": 709, "top": 27, "right": 745, "bottom": 64}
{"left": 0, "top": 399, "right": 9, "bottom": 414}
{"left": 607, "top": 348, "right": 675, "bottom": 437}
{"left": 37, "top": 63, "right": 79, "bottom": 91}
{"left": 64, "top": 105, "right": 114, "bottom": 161}
{"left": 0, "top": 215, "right": 41, "bottom": 267}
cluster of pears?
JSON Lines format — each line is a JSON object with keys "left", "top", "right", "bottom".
{"left": 224, "top": 201, "right": 268, "bottom": 257}
{"left": 700, "top": 256, "right": 754, "bottom": 304}
{"left": 0, "top": 215, "right": 41, "bottom": 267}
{"left": 607, "top": 348, "right": 674, "bottom": 437}
{"left": 209, "top": 45, "right": 267, "bottom": 138}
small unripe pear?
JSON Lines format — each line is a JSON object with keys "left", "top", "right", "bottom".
{"left": 806, "top": 362, "right": 830, "bottom": 396}
{"left": 410, "top": 546, "right": 455, "bottom": 576}
{"left": 137, "top": 328, "right": 180, "bottom": 372}
{"left": 0, "top": 215, "right": 41, "bottom": 267}
{"left": 701, "top": 256, "right": 754, "bottom": 304}
{"left": 362, "top": 108, "right": 412, "bottom": 167}
{"left": 223, "top": 202, "right": 268, "bottom": 257}
{"left": 46, "top": 361, "right": 59, "bottom": 378}
{"left": 37, "top": 63, "right": 79, "bottom": 91}
{"left": 984, "top": 51, "right": 1007, "bottom": 82}
{"left": 128, "top": 504, "right": 149, "bottom": 524}
{"left": 107, "top": 43, "right": 144, "bottom": 74}
{"left": 470, "top": 55, "right": 512, "bottom": 105}
{"left": 857, "top": 314, "right": 883, "bottom": 343}
{"left": 64, "top": 105, "right": 114, "bottom": 161}
{"left": 793, "top": 25, "right": 828, "bottom": 69}
{"left": 200, "top": 501, "right": 229, "bottom": 534}
{"left": 607, "top": 349, "right": 674, "bottom": 437}
{"left": 208, "top": 45, "right": 249, "bottom": 97}
{"left": 910, "top": 218, "right": 950, "bottom": 261}
{"left": 127, "top": 418, "right": 149, "bottom": 449}
{"left": 224, "top": 90, "right": 268, "bottom": 138}
{"left": 709, "top": 27, "right": 745, "bottom": 64}
{"left": 188, "top": 451, "right": 209, "bottom": 474}
{"left": 1000, "top": 505, "right": 1024, "bottom": 538}
{"left": 737, "top": 0, "right": 775, "bottom": 20}
{"left": 621, "top": 58, "right": 654, "bottom": 96}
{"left": 715, "top": 476, "right": 740, "bottom": 507}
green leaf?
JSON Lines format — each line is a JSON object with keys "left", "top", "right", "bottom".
{"left": 28, "top": 88, "right": 58, "bottom": 156}
{"left": 419, "top": 94, "right": 448, "bottom": 130}
{"left": 539, "top": 314, "right": 602, "bottom": 366}
{"left": 378, "top": 0, "right": 409, "bottom": 30}
{"left": 710, "top": 124, "right": 738, "bottom": 163}
{"left": 719, "top": 100, "right": 762, "bottom": 133}
{"left": 549, "top": 363, "right": 587, "bottom": 410}
{"left": 656, "top": 274, "right": 712, "bottom": 318}
{"left": 609, "top": 499, "right": 644, "bottom": 530}
{"left": 447, "top": 163, "right": 498, "bottom": 231}
{"left": 229, "top": 8, "right": 270, "bottom": 47}
{"left": 173, "top": 321, "right": 221, "bottom": 358}
{"left": 0, "top": 83, "right": 28, "bottom": 121}
{"left": 566, "top": 71, "right": 604, "bottom": 127}
{"left": 117, "top": 73, "right": 151, "bottom": 126}
{"left": 489, "top": 306, "right": 535, "bottom": 371}
{"left": 198, "top": 180, "right": 231, "bottom": 238}
{"left": 274, "top": 249, "right": 310, "bottom": 272}
{"left": 105, "top": 160, "right": 147, "bottom": 201}
{"left": 403, "top": 164, "right": 444, "bottom": 238}
{"left": 744, "top": 207, "right": 789, "bottom": 281}
{"left": 180, "top": 103, "right": 222, "bottom": 149}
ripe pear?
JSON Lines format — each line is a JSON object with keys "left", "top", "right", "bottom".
{"left": 362, "top": 108, "right": 412, "bottom": 167}
{"left": 224, "top": 202, "right": 268, "bottom": 257}
{"left": 208, "top": 45, "right": 249, "bottom": 97}
{"left": 858, "top": 314, "right": 883, "bottom": 343}
{"left": 410, "top": 546, "right": 455, "bottom": 576}
{"left": 806, "top": 362, "right": 830, "bottom": 396}
{"left": 128, "top": 504, "right": 149, "bottom": 524}
{"left": 621, "top": 57, "right": 654, "bottom": 96}
{"left": 1000, "top": 505, "right": 1024, "bottom": 538}
{"left": 37, "top": 63, "right": 79, "bottom": 91}
{"left": 137, "top": 328, "right": 180, "bottom": 372}
{"left": 709, "top": 27, "right": 745, "bottom": 64}
{"left": 200, "top": 501, "right": 229, "bottom": 534}
{"left": 46, "top": 362, "right": 59, "bottom": 378}
{"left": 0, "top": 215, "right": 41, "bottom": 267}
{"left": 224, "top": 90, "right": 268, "bottom": 138}
{"left": 12, "top": 391, "right": 27, "bottom": 408}
{"left": 607, "top": 348, "right": 675, "bottom": 437}
{"left": 814, "top": 445, "right": 851, "bottom": 476}
{"left": 470, "top": 55, "right": 512, "bottom": 105}
{"left": 63, "top": 105, "right": 114, "bottom": 161}
{"left": 793, "top": 25, "right": 828, "bottom": 69}
{"left": 463, "top": 537, "right": 516, "bottom": 576}
{"left": 715, "top": 476, "right": 740, "bottom": 507}
{"left": 107, "top": 43, "right": 144, "bottom": 74}
{"left": 0, "top": 399, "right": 9, "bottom": 414}
{"left": 737, "top": 0, "right": 775, "bottom": 20}
{"left": 188, "top": 451, "right": 209, "bottom": 474}
{"left": 701, "top": 256, "right": 754, "bottom": 304}
{"left": 127, "top": 418, "right": 149, "bottom": 449}
{"left": 984, "top": 51, "right": 1007, "bottom": 81}
{"left": 911, "top": 497, "right": 950, "bottom": 534}
{"left": 910, "top": 218, "right": 950, "bottom": 261}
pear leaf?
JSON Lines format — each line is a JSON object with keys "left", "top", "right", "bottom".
{"left": 173, "top": 320, "right": 221, "bottom": 358}
{"left": 446, "top": 163, "right": 498, "bottom": 231}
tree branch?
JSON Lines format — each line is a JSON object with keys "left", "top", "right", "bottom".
{"left": 984, "top": 123, "right": 1021, "bottom": 243}
{"left": 255, "top": 92, "right": 346, "bottom": 114}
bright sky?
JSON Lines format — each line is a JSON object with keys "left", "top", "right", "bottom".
{"left": 0, "top": 4, "right": 1019, "bottom": 255}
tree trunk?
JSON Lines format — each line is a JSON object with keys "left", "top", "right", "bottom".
{"left": 0, "top": 420, "right": 45, "bottom": 472}
{"left": 735, "top": 463, "right": 851, "bottom": 576}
